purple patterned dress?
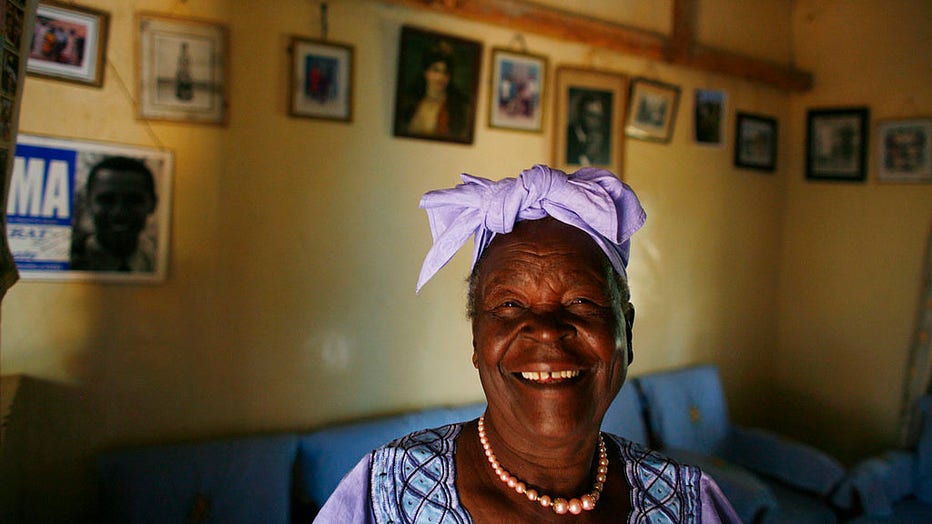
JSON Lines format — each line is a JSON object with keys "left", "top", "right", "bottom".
{"left": 314, "top": 423, "right": 741, "bottom": 523}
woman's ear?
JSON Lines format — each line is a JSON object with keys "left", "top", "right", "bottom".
{"left": 625, "top": 306, "right": 635, "bottom": 364}
{"left": 472, "top": 340, "right": 479, "bottom": 369}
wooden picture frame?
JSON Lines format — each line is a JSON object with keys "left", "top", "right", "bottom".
{"left": 488, "top": 47, "right": 547, "bottom": 133}
{"left": 137, "top": 13, "right": 228, "bottom": 125}
{"left": 553, "top": 66, "right": 627, "bottom": 174}
{"left": 288, "top": 36, "right": 354, "bottom": 122}
{"left": 806, "top": 107, "right": 869, "bottom": 182}
{"left": 392, "top": 26, "right": 482, "bottom": 144}
{"left": 26, "top": 1, "right": 109, "bottom": 87}
{"left": 625, "top": 77, "right": 680, "bottom": 143}
{"left": 734, "top": 112, "right": 777, "bottom": 172}
{"left": 876, "top": 118, "right": 931, "bottom": 183}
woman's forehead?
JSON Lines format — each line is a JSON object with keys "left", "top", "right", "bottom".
{"left": 480, "top": 219, "right": 606, "bottom": 274}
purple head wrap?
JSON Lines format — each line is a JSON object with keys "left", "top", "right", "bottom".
{"left": 416, "top": 164, "right": 646, "bottom": 292}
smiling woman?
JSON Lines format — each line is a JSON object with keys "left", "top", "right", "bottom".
{"left": 313, "top": 165, "right": 741, "bottom": 523}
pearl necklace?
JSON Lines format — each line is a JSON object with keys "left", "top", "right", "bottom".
{"left": 477, "top": 415, "right": 608, "bottom": 516}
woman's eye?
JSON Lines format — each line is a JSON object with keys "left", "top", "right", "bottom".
{"left": 501, "top": 300, "right": 521, "bottom": 308}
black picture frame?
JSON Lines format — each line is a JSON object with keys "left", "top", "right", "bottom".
{"left": 806, "top": 107, "right": 869, "bottom": 182}
{"left": 392, "top": 26, "right": 482, "bottom": 144}
{"left": 734, "top": 112, "right": 777, "bottom": 172}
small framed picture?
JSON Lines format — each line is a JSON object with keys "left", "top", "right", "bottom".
{"left": 137, "top": 13, "right": 228, "bottom": 125}
{"left": 26, "top": 1, "right": 109, "bottom": 87}
{"left": 288, "top": 36, "right": 354, "bottom": 122}
{"left": 876, "top": 118, "right": 931, "bottom": 183}
{"left": 393, "top": 26, "right": 482, "bottom": 144}
{"left": 694, "top": 89, "right": 726, "bottom": 146}
{"left": 553, "top": 66, "right": 628, "bottom": 173}
{"left": 488, "top": 47, "right": 547, "bottom": 133}
{"left": 625, "top": 77, "right": 680, "bottom": 143}
{"left": 806, "top": 107, "right": 869, "bottom": 182}
{"left": 734, "top": 112, "right": 777, "bottom": 172}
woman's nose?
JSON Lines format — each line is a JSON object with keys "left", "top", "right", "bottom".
{"left": 520, "top": 308, "right": 575, "bottom": 341}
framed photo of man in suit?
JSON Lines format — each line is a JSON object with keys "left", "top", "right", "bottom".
{"left": 552, "top": 66, "right": 628, "bottom": 174}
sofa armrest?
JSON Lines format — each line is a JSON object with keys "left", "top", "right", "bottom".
{"left": 722, "top": 426, "right": 845, "bottom": 496}
{"left": 831, "top": 451, "right": 915, "bottom": 517}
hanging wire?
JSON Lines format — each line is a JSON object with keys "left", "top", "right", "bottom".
{"left": 320, "top": 2, "right": 329, "bottom": 41}
{"left": 508, "top": 32, "right": 528, "bottom": 53}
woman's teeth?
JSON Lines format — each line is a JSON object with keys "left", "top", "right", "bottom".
{"left": 520, "top": 370, "right": 580, "bottom": 382}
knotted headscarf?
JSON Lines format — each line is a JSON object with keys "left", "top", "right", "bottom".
{"left": 416, "top": 164, "right": 646, "bottom": 292}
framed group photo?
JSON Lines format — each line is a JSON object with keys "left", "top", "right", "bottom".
{"left": 488, "top": 47, "right": 547, "bottom": 133}
{"left": 553, "top": 66, "right": 627, "bottom": 173}
{"left": 876, "top": 118, "right": 931, "bottom": 183}
{"left": 806, "top": 107, "right": 869, "bottom": 182}
{"left": 137, "top": 13, "right": 228, "bottom": 125}
{"left": 393, "top": 25, "right": 482, "bottom": 144}
{"left": 734, "top": 112, "right": 777, "bottom": 172}
{"left": 625, "top": 77, "right": 680, "bottom": 143}
{"left": 6, "top": 134, "right": 173, "bottom": 283}
{"left": 26, "top": 1, "right": 109, "bottom": 87}
{"left": 288, "top": 36, "right": 354, "bottom": 122}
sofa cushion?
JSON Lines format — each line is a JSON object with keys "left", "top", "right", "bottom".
{"left": 664, "top": 447, "right": 777, "bottom": 523}
{"left": 98, "top": 434, "right": 299, "bottom": 524}
{"left": 725, "top": 426, "right": 845, "bottom": 496}
{"left": 600, "top": 381, "right": 649, "bottom": 446}
{"left": 759, "top": 480, "right": 838, "bottom": 524}
{"left": 296, "top": 402, "right": 485, "bottom": 508}
{"left": 637, "top": 364, "right": 730, "bottom": 455}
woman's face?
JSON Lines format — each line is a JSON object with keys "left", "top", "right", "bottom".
{"left": 424, "top": 60, "right": 450, "bottom": 95}
{"left": 471, "top": 218, "right": 630, "bottom": 442}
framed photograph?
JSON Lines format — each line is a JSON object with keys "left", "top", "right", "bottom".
{"left": 6, "top": 134, "right": 173, "bottom": 283}
{"left": 806, "top": 107, "right": 869, "bottom": 181}
{"left": 553, "top": 66, "right": 627, "bottom": 173}
{"left": 137, "top": 13, "right": 227, "bottom": 125}
{"left": 694, "top": 89, "right": 726, "bottom": 146}
{"left": 393, "top": 26, "right": 482, "bottom": 144}
{"left": 26, "top": 1, "right": 109, "bottom": 87}
{"left": 488, "top": 47, "right": 547, "bottom": 133}
{"left": 625, "top": 77, "right": 680, "bottom": 143}
{"left": 734, "top": 112, "right": 777, "bottom": 172}
{"left": 288, "top": 36, "right": 353, "bottom": 122}
{"left": 876, "top": 118, "right": 931, "bottom": 183}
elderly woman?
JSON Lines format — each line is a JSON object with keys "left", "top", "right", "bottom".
{"left": 315, "top": 165, "right": 739, "bottom": 522}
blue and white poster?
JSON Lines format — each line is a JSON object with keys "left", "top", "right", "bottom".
{"left": 6, "top": 135, "right": 172, "bottom": 282}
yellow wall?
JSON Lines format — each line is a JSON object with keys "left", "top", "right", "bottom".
{"left": 775, "top": 0, "right": 932, "bottom": 461}
{"left": 0, "top": 0, "right": 925, "bottom": 486}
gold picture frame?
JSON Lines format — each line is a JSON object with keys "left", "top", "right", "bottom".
{"left": 137, "top": 13, "right": 228, "bottom": 125}
{"left": 26, "top": 1, "right": 110, "bottom": 87}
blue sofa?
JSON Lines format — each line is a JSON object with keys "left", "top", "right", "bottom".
{"left": 832, "top": 395, "right": 932, "bottom": 523}
{"left": 637, "top": 365, "right": 846, "bottom": 524}
{"left": 97, "top": 366, "right": 848, "bottom": 523}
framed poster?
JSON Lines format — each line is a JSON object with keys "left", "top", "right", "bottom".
{"left": 734, "top": 112, "right": 777, "bottom": 172}
{"left": 625, "top": 77, "right": 680, "bottom": 143}
{"left": 6, "top": 134, "right": 173, "bottom": 282}
{"left": 393, "top": 25, "right": 482, "bottom": 144}
{"left": 553, "top": 66, "right": 627, "bottom": 174}
{"left": 288, "top": 36, "right": 353, "bottom": 122}
{"left": 876, "top": 118, "right": 931, "bottom": 183}
{"left": 806, "top": 107, "right": 869, "bottom": 182}
{"left": 488, "top": 47, "right": 547, "bottom": 132}
{"left": 694, "top": 88, "right": 726, "bottom": 146}
{"left": 26, "top": 1, "right": 109, "bottom": 87}
{"left": 137, "top": 13, "right": 227, "bottom": 125}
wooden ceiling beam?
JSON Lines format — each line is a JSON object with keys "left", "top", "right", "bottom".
{"left": 380, "top": 0, "right": 813, "bottom": 92}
